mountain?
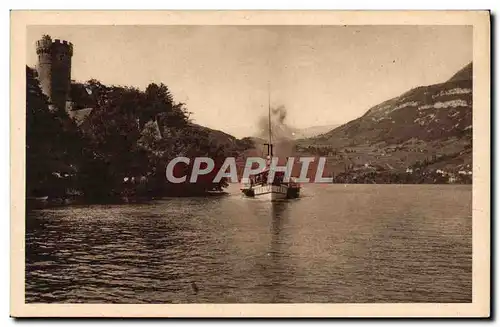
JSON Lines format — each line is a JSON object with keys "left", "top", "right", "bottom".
{"left": 200, "top": 63, "right": 473, "bottom": 183}
{"left": 189, "top": 123, "right": 256, "bottom": 153}
{"left": 293, "top": 124, "right": 341, "bottom": 139}
{"left": 447, "top": 62, "right": 473, "bottom": 82}
{"left": 261, "top": 124, "right": 341, "bottom": 140}
{"left": 297, "top": 62, "right": 473, "bottom": 182}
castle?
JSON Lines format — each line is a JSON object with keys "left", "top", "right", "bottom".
{"left": 35, "top": 34, "right": 162, "bottom": 133}
{"left": 35, "top": 34, "right": 93, "bottom": 124}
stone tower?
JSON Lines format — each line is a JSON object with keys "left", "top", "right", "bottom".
{"left": 35, "top": 35, "right": 73, "bottom": 111}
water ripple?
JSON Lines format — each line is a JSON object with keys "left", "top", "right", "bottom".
{"left": 26, "top": 184, "right": 472, "bottom": 303}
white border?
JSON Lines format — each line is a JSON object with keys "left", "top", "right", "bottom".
{"left": 3, "top": 2, "right": 495, "bottom": 324}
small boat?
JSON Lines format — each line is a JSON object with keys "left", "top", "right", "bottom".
{"left": 26, "top": 195, "right": 49, "bottom": 204}
{"left": 240, "top": 85, "right": 300, "bottom": 201}
{"left": 26, "top": 195, "right": 49, "bottom": 209}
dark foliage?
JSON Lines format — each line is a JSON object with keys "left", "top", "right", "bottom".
{"left": 26, "top": 67, "right": 248, "bottom": 203}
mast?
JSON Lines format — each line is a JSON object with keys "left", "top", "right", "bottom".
{"left": 267, "top": 82, "right": 273, "bottom": 157}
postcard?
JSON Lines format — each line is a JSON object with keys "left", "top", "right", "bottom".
{"left": 10, "top": 10, "right": 490, "bottom": 318}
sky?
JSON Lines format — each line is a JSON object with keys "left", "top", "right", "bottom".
{"left": 27, "top": 25, "right": 472, "bottom": 138}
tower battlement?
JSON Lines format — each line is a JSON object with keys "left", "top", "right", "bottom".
{"left": 35, "top": 36, "right": 52, "bottom": 51}
{"left": 53, "top": 39, "right": 74, "bottom": 56}
{"left": 36, "top": 35, "right": 74, "bottom": 56}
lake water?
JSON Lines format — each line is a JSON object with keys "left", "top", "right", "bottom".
{"left": 25, "top": 184, "right": 472, "bottom": 303}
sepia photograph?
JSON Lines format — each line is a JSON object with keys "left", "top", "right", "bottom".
{"left": 10, "top": 10, "right": 490, "bottom": 318}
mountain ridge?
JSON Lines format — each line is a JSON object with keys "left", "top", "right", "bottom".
{"left": 295, "top": 62, "right": 473, "bottom": 182}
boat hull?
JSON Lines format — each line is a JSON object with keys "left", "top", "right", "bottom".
{"left": 241, "top": 184, "right": 300, "bottom": 201}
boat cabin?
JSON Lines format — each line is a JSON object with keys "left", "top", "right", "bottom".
{"left": 248, "top": 170, "right": 297, "bottom": 187}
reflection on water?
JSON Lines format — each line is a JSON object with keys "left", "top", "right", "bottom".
{"left": 26, "top": 184, "right": 472, "bottom": 303}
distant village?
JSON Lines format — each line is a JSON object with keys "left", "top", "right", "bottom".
{"left": 295, "top": 142, "right": 472, "bottom": 184}
{"left": 331, "top": 164, "right": 472, "bottom": 184}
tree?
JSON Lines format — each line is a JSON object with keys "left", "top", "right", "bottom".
{"left": 28, "top": 71, "right": 242, "bottom": 202}
{"left": 79, "top": 83, "right": 148, "bottom": 199}
{"left": 26, "top": 66, "right": 83, "bottom": 197}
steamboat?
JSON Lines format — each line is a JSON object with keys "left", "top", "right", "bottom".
{"left": 240, "top": 87, "right": 300, "bottom": 201}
